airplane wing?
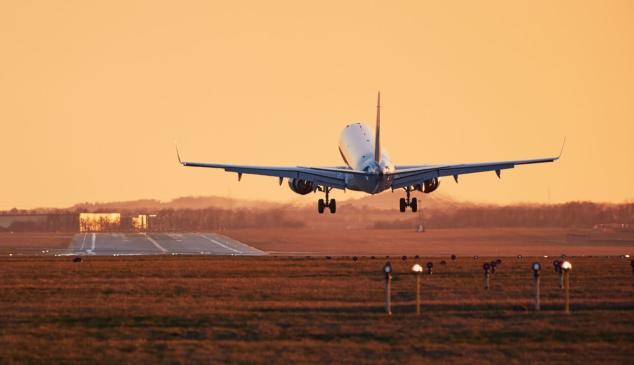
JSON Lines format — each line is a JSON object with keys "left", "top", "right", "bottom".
{"left": 176, "top": 146, "right": 353, "bottom": 190}
{"left": 391, "top": 138, "right": 565, "bottom": 189}
{"left": 390, "top": 156, "right": 559, "bottom": 189}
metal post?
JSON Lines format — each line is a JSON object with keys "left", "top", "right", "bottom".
{"left": 554, "top": 260, "right": 563, "bottom": 289}
{"left": 383, "top": 262, "right": 393, "bottom": 316}
{"left": 532, "top": 262, "right": 541, "bottom": 311}
{"left": 564, "top": 270, "right": 570, "bottom": 314}
{"left": 561, "top": 261, "right": 572, "bottom": 314}
{"left": 559, "top": 271, "right": 564, "bottom": 289}
{"left": 416, "top": 274, "right": 421, "bottom": 315}
{"left": 630, "top": 260, "right": 634, "bottom": 288}
{"left": 411, "top": 263, "right": 423, "bottom": 315}
{"left": 386, "top": 277, "right": 392, "bottom": 315}
{"left": 483, "top": 263, "right": 491, "bottom": 290}
{"left": 535, "top": 273, "right": 541, "bottom": 311}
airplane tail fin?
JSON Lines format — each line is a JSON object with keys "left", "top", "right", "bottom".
{"left": 374, "top": 91, "right": 381, "bottom": 164}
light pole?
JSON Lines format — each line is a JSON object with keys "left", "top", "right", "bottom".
{"left": 561, "top": 260, "right": 572, "bottom": 314}
{"left": 553, "top": 260, "right": 563, "bottom": 289}
{"left": 383, "top": 262, "right": 393, "bottom": 316}
{"left": 630, "top": 260, "right": 634, "bottom": 288}
{"left": 412, "top": 263, "right": 423, "bottom": 315}
{"left": 532, "top": 262, "right": 541, "bottom": 311}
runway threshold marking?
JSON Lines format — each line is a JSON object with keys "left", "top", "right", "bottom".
{"left": 198, "top": 234, "right": 242, "bottom": 254}
{"left": 167, "top": 233, "right": 182, "bottom": 242}
{"left": 79, "top": 233, "right": 87, "bottom": 250}
{"left": 144, "top": 233, "right": 168, "bottom": 253}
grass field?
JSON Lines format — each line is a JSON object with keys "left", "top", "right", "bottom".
{"left": 225, "top": 227, "right": 634, "bottom": 256}
{"left": 0, "top": 232, "right": 75, "bottom": 255}
{"left": 1, "top": 256, "right": 633, "bottom": 364}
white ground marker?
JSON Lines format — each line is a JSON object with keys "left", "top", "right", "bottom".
{"left": 144, "top": 233, "right": 168, "bottom": 253}
{"left": 80, "top": 233, "right": 87, "bottom": 250}
{"left": 198, "top": 234, "right": 242, "bottom": 254}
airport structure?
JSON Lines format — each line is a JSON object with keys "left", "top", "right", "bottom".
{"left": 0, "top": 212, "right": 152, "bottom": 232}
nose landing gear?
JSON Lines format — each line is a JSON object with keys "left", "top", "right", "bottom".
{"left": 399, "top": 187, "right": 418, "bottom": 212}
{"left": 318, "top": 187, "right": 336, "bottom": 214}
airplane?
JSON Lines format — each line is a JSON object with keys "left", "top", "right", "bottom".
{"left": 177, "top": 93, "right": 563, "bottom": 214}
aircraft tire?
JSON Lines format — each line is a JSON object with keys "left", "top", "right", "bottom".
{"left": 411, "top": 198, "right": 418, "bottom": 212}
{"left": 318, "top": 199, "right": 325, "bottom": 214}
{"left": 399, "top": 198, "right": 406, "bottom": 212}
{"left": 329, "top": 199, "right": 336, "bottom": 213}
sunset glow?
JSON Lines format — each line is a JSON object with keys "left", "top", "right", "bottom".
{"left": 1, "top": 1, "right": 632, "bottom": 209}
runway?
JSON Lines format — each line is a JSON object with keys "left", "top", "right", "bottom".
{"left": 66, "top": 232, "right": 267, "bottom": 256}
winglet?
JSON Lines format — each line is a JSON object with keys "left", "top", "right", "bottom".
{"left": 374, "top": 91, "right": 381, "bottom": 164}
{"left": 557, "top": 137, "right": 566, "bottom": 160}
{"left": 174, "top": 142, "right": 184, "bottom": 165}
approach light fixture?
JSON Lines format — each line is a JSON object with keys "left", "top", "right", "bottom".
{"left": 561, "top": 261, "right": 572, "bottom": 271}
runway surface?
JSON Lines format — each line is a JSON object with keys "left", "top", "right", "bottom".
{"left": 66, "top": 232, "right": 267, "bottom": 256}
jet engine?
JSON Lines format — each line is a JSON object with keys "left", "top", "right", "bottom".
{"left": 288, "top": 178, "right": 314, "bottom": 195}
{"left": 423, "top": 178, "right": 440, "bottom": 193}
{"left": 414, "top": 178, "right": 440, "bottom": 194}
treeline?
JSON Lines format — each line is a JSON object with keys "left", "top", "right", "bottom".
{"left": 147, "top": 208, "right": 306, "bottom": 231}
{"left": 1, "top": 201, "right": 632, "bottom": 232}
{"left": 0, "top": 214, "right": 78, "bottom": 232}
{"left": 373, "top": 202, "right": 634, "bottom": 229}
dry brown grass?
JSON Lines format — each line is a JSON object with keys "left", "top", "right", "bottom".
{"left": 224, "top": 227, "right": 634, "bottom": 256}
{"left": 0, "top": 256, "right": 633, "bottom": 364}
{"left": 0, "top": 232, "right": 74, "bottom": 251}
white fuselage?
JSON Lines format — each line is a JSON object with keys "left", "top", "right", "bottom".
{"left": 338, "top": 123, "right": 395, "bottom": 194}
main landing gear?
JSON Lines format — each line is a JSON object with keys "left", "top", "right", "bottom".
{"left": 399, "top": 187, "right": 418, "bottom": 213}
{"left": 318, "top": 187, "right": 336, "bottom": 214}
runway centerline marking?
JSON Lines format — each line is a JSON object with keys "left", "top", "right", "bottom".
{"left": 198, "top": 234, "right": 242, "bottom": 254}
{"left": 144, "top": 233, "right": 168, "bottom": 253}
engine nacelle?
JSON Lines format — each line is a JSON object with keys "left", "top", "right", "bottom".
{"left": 415, "top": 178, "right": 440, "bottom": 194}
{"left": 287, "top": 178, "right": 314, "bottom": 195}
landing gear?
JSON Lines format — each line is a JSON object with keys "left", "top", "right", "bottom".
{"left": 318, "top": 187, "right": 336, "bottom": 214}
{"left": 399, "top": 187, "right": 418, "bottom": 212}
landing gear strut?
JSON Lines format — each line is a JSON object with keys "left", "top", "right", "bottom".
{"left": 399, "top": 187, "right": 418, "bottom": 213}
{"left": 318, "top": 187, "right": 336, "bottom": 214}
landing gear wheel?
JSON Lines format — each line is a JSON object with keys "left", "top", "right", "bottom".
{"left": 399, "top": 198, "right": 406, "bottom": 213}
{"left": 318, "top": 199, "right": 325, "bottom": 214}
{"left": 318, "top": 187, "right": 336, "bottom": 214}
{"left": 411, "top": 198, "right": 418, "bottom": 212}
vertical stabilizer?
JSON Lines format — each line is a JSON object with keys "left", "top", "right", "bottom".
{"left": 374, "top": 91, "right": 381, "bottom": 164}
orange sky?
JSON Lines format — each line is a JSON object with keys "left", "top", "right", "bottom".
{"left": 1, "top": 1, "right": 633, "bottom": 209}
